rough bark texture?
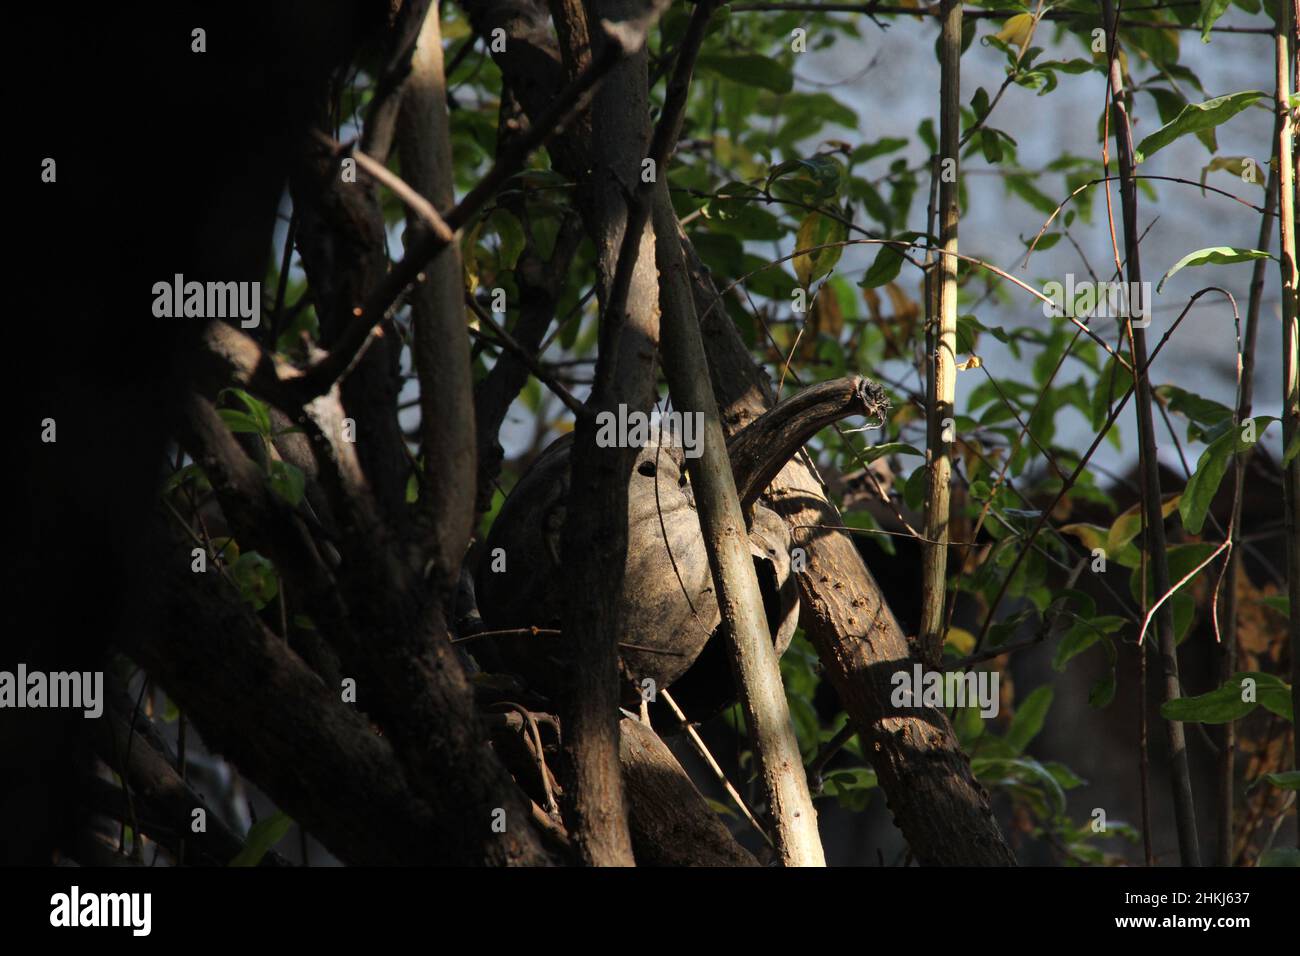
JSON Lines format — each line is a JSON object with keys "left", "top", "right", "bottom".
{"left": 122, "top": 538, "right": 550, "bottom": 866}
{"left": 399, "top": 3, "right": 479, "bottom": 584}
{"left": 544, "top": 0, "right": 664, "bottom": 867}
{"left": 290, "top": 109, "right": 410, "bottom": 524}
{"left": 92, "top": 693, "right": 290, "bottom": 867}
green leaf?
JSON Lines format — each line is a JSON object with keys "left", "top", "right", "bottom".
{"left": 267, "top": 459, "right": 306, "bottom": 507}
{"left": 1181, "top": 416, "right": 1275, "bottom": 533}
{"left": 1255, "top": 771, "right": 1300, "bottom": 792}
{"left": 1181, "top": 429, "right": 1234, "bottom": 535}
{"left": 1109, "top": 496, "right": 1181, "bottom": 554}
{"left": 163, "top": 463, "right": 206, "bottom": 494}
{"left": 1198, "top": 0, "right": 1233, "bottom": 42}
{"left": 698, "top": 53, "right": 793, "bottom": 94}
{"left": 1258, "top": 595, "right": 1289, "bottom": 617}
{"left": 980, "top": 128, "right": 1004, "bottom": 164}
{"left": 228, "top": 551, "right": 279, "bottom": 611}
{"left": 230, "top": 812, "right": 293, "bottom": 867}
{"left": 821, "top": 767, "right": 878, "bottom": 812}
{"left": 1260, "top": 847, "right": 1300, "bottom": 866}
{"left": 1134, "top": 91, "right": 1267, "bottom": 163}
{"left": 971, "top": 755, "right": 1067, "bottom": 815}
{"left": 1089, "top": 671, "right": 1117, "bottom": 709}
{"left": 1160, "top": 671, "right": 1292, "bottom": 724}
{"left": 1156, "top": 246, "right": 1272, "bottom": 293}
{"left": 851, "top": 137, "right": 908, "bottom": 164}
{"left": 707, "top": 183, "right": 786, "bottom": 241}
{"left": 220, "top": 388, "right": 273, "bottom": 436}
{"left": 488, "top": 208, "right": 526, "bottom": 269}
{"left": 862, "top": 442, "right": 923, "bottom": 464}
{"left": 1006, "top": 685, "right": 1054, "bottom": 754}
{"left": 1284, "top": 431, "right": 1300, "bottom": 466}
{"left": 858, "top": 232, "right": 923, "bottom": 289}
{"left": 902, "top": 463, "right": 927, "bottom": 512}
{"left": 1155, "top": 383, "right": 1233, "bottom": 440}
{"left": 217, "top": 409, "right": 265, "bottom": 435}
{"left": 1053, "top": 616, "right": 1126, "bottom": 671}
{"left": 767, "top": 155, "right": 845, "bottom": 205}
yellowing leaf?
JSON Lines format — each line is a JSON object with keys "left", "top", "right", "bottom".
{"left": 945, "top": 627, "right": 976, "bottom": 655}
{"left": 1201, "top": 156, "right": 1264, "bottom": 190}
{"left": 811, "top": 285, "right": 845, "bottom": 337}
{"left": 1108, "top": 495, "right": 1181, "bottom": 553}
{"left": 793, "top": 212, "right": 847, "bottom": 289}
{"left": 994, "top": 14, "right": 1036, "bottom": 54}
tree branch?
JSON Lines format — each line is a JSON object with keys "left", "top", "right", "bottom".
{"left": 728, "top": 375, "right": 889, "bottom": 511}
{"left": 918, "top": 0, "right": 961, "bottom": 667}
{"left": 397, "top": 2, "right": 479, "bottom": 587}
{"left": 1101, "top": 0, "right": 1199, "bottom": 865}
{"left": 121, "top": 536, "right": 549, "bottom": 865}
{"left": 679, "top": 222, "right": 1016, "bottom": 866}
{"left": 296, "top": 11, "right": 654, "bottom": 400}
{"left": 654, "top": 195, "right": 826, "bottom": 866}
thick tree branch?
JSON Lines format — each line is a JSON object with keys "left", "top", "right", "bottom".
{"left": 679, "top": 223, "right": 1016, "bottom": 866}
{"left": 120, "top": 538, "right": 549, "bottom": 864}
{"left": 397, "top": 3, "right": 479, "bottom": 587}
{"left": 461, "top": 0, "right": 1014, "bottom": 864}
{"left": 728, "top": 376, "right": 889, "bottom": 511}
{"left": 545, "top": 0, "right": 667, "bottom": 869}
{"left": 92, "top": 694, "right": 290, "bottom": 867}
{"left": 619, "top": 717, "right": 760, "bottom": 866}
{"left": 654, "top": 195, "right": 826, "bottom": 866}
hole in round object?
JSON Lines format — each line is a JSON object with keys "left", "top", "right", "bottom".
{"left": 637, "top": 460, "right": 657, "bottom": 477}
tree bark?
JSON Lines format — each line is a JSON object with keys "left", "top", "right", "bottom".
{"left": 399, "top": 2, "right": 479, "bottom": 586}
{"left": 123, "top": 539, "right": 551, "bottom": 865}
{"left": 549, "top": 0, "right": 665, "bottom": 867}
{"left": 654, "top": 196, "right": 826, "bottom": 867}
{"left": 456, "top": 0, "right": 1013, "bottom": 865}
{"left": 919, "top": 0, "right": 961, "bottom": 666}
{"left": 620, "top": 718, "right": 760, "bottom": 866}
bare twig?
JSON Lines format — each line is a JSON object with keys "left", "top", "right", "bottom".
{"left": 297, "top": 16, "right": 653, "bottom": 399}
{"left": 1102, "top": 0, "right": 1199, "bottom": 865}
{"left": 659, "top": 689, "right": 773, "bottom": 847}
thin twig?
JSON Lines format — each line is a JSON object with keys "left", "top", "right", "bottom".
{"left": 660, "top": 689, "right": 774, "bottom": 848}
